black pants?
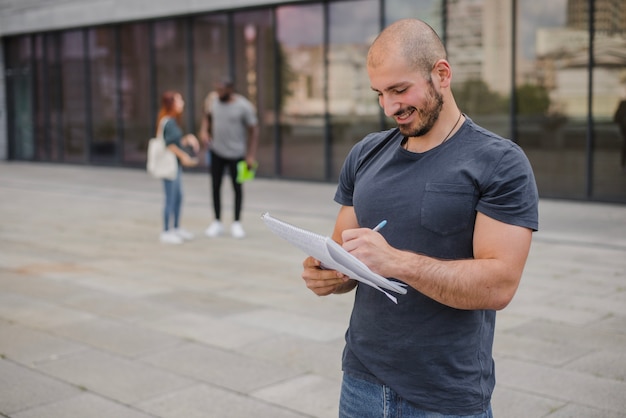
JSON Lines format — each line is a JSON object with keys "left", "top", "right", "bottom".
{"left": 209, "top": 151, "right": 243, "bottom": 221}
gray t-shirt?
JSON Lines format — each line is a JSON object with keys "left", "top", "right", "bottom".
{"left": 334, "top": 117, "right": 539, "bottom": 414}
{"left": 210, "top": 95, "right": 257, "bottom": 159}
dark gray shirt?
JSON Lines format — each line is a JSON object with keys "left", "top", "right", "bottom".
{"left": 334, "top": 117, "right": 539, "bottom": 414}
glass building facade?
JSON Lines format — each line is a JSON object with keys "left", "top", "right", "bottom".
{"left": 3, "top": 0, "right": 626, "bottom": 202}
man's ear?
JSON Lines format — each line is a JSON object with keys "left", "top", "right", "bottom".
{"left": 432, "top": 59, "right": 452, "bottom": 88}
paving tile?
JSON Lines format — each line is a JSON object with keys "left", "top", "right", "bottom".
{"left": 146, "top": 289, "right": 260, "bottom": 317}
{"left": 493, "top": 311, "right": 534, "bottom": 332}
{"left": 35, "top": 349, "right": 194, "bottom": 404}
{"left": 138, "top": 384, "right": 309, "bottom": 418}
{"left": 0, "top": 292, "right": 94, "bottom": 329}
{"left": 491, "top": 386, "right": 564, "bottom": 418}
{"left": 12, "top": 393, "right": 155, "bottom": 418}
{"left": 565, "top": 348, "right": 626, "bottom": 381}
{"left": 550, "top": 293, "right": 626, "bottom": 317}
{"left": 0, "top": 359, "right": 79, "bottom": 414}
{"left": 593, "top": 313, "right": 626, "bottom": 335}
{"left": 62, "top": 291, "right": 179, "bottom": 323}
{"left": 141, "top": 342, "right": 301, "bottom": 393}
{"left": 217, "top": 284, "right": 354, "bottom": 323}
{"left": 493, "top": 332, "right": 591, "bottom": 367}
{"left": 0, "top": 271, "right": 94, "bottom": 302}
{"left": 251, "top": 373, "right": 340, "bottom": 418}
{"left": 506, "top": 318, "right": 626, "bottom": 352}
{"left": 145, "top": 312, "right": 272, "bottom": 349}
{"left": 0, "top": 320, "right": 86, "bottom": 366}
{"left": 58, "top": 272, "right": 172, "bottom": 298}
{"left": 545, "top": 403, "right": 626, "bottom": 418}
{"left": 50, "top": 317, "right": 182, "bottom": 358}
{"left": 228, "top": 308, "right": 348, "bottom": 342}
{"left": 235, "top": 333, "right": 344, "bottom": 381}
{"left": 497, "top": 358, "right": 626, "bottom": 414}
{"left": 499, "top": 297, "right": 608, "bottom": 326}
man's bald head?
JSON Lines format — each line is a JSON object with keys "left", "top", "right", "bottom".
{"left": 367, "top": 19, "right": 447, "bottom": 79}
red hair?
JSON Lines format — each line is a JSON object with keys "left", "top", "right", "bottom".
{"left": 156, "top": 90, "right": 182, "bottom": 133}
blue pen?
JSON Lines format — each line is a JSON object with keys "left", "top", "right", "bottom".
{"left": 372, "top": 220, "right": 387, "bottom": 232}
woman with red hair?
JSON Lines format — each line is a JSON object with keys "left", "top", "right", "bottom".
{"left": 157, "top": 90, "right": 199, "bottom": 244}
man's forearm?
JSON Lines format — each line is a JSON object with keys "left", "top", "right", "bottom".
{"left": 247, "top": 126, "right": 259, "bottom": 157}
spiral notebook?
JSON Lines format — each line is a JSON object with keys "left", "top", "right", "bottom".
{"left": 261, "top": 212, "right": 407, "bottom": 303}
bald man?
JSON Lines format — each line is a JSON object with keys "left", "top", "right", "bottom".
{"left": 301, "top": 19, "right": 538, "bottom": 417}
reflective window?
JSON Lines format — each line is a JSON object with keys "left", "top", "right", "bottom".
{"left": 33, "top": 34, "right": 47, "bottom": 160}
{"left": 5, "top": 36, "right": 34, "bottom": 160}
{"left": 276, "top": 4, "right": 324, "bottom": 179}
{"left": 193, "top": 13, "right": 229, "bottom": 168}
{"left": 154, "top": 19, "right": 188, "bottom": 129}
{"left": 88, "top": 27, "right": 118, "bottom": 162}
{"left": 46, "top": 34, "right": 62, "bottom": 162}
{"left": 119, "top": 22, "right": 151, "bottom": 164}
{"left": 516, "top": 0, "right": 587, "bottom": 198}
{"left": 328, "top": 0, "right": 380, "bottom": 180}
{"left": 385, "top": 0, "right": 443, "bottom": 33}
{"left": 233, "top": 9, "right": 276, "bottom": 178}
{"left": 3, "top": 0, "right": 623, "bottom": 203}
{"left": 592, "top": 1, "right": 626, "bottom": 202}
{"left": 60, "top": 30, "right": 87, "bottom": 163}
{"left": 447, "top": 0, "right": 512, "bottom": 139}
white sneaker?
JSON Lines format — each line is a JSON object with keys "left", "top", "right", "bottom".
{"left": 231, "top": 221, "right": 246, "bottom": 239}
{"left": 160, "top": 230, "right": 183, "bottom": 244}
{"left": 205, "top": 220, "right": 224, "bottom": 238}
{"left": 173, "top": 228, "right": 194, "bottom": 241}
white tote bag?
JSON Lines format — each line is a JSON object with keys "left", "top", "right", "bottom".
{"left": 147, "top": 117, "right": 178, "bottom": 180}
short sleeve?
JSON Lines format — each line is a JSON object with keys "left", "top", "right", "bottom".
{"left": 163, "top": 119, "right": 182, "bottom": 147}
{"left": 243, "top": 99, "right": 258, "bottom": 127}
{"left": 204, "top": 92, "right": 217, "bottom": 114}
{"left": 334, "top": 147, "right": 360, "bottom": 207}
{"left": 476, "top": 144, "right": 539, "bottom": 231}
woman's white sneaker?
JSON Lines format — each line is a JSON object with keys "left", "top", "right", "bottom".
{"left": 160, "top": 230, "right": 183, "bottom": 244}
{"left": 174, "top": 228, "right": 194, "bottom": 241}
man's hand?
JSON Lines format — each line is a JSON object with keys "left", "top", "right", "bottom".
{"left": 183, "top": 134, "right": 200, "bottom": 154}
{"left": 244, "top": 156, "right": 257, "bottom": 169}
{"left": 341, "top": 227, "right": 395, "bottom": 277}
{"left": 179, "top": 153, "right": 198, "bottom": 167}
{"left": 301, "top": 256, "right": 354, "bottom": 296}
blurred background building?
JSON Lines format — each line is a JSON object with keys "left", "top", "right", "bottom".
{"left": 1, "top": 0, "right": 625, "bottom": 202}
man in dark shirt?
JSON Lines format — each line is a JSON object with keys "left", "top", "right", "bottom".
{"left": 301, "top": 18, "right": 538, "bottom": 417}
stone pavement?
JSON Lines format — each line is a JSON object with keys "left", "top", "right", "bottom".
{"left": 0, "top": 161, "right": 625, "bottom": 418}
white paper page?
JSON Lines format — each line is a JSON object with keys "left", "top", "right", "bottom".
{"left": 261, "top": 212, "right": 407, "bottom": 303}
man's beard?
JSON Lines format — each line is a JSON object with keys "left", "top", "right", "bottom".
{"left": 396, "top": 80, "right": 444, "bottom": 138}
{"left": 219, "top": 92, "right": 231, "bottom": 102}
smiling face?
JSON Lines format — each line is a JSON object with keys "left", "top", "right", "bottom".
{"left": 366, "top": 19, "right": 453, "bottom": 141}
{"left": 368, "top": 54, "right": 444, "bottom": 138}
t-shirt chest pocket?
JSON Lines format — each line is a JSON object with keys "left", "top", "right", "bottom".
{"left": 420, "top": 183, "right": 478, "bottom": 236}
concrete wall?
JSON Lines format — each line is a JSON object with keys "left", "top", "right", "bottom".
{"left": 0, "top": 0, "right": 301, "bottom": 36}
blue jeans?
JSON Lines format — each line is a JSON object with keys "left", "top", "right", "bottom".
{"left": 339, "top": 373, "right": 493, "bottom": 418}
{"left": 162, "top": 165, "right": 182, "bottom": 231}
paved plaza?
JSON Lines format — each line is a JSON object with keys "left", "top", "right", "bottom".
{"left": 0, "top": 161, "right": 625, "bottom": 418}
